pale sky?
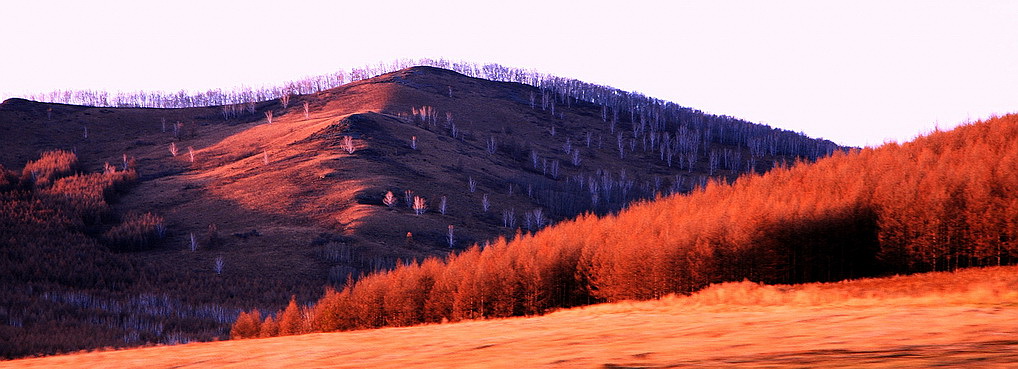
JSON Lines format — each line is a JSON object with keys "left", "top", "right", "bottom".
{"left": 2, "top": 0, "right": 1016, "bottom": 147}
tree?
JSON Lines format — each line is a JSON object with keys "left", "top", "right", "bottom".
{"left": 383, "top": 191, "right": 397, "bottom": 208}
{"left": 342, "top": 136, "right": 355, "bottom": 154}
{"left": 259, "top": 316, "right": 279, "bottom": 338}
{"left": 413, "top": 196, "right": 428, "bottom": 215}
{"left": 278, "top": 296, "right": 302, "bottom": 336}
{"left": 230, "top": 310, "right": 262, "bottom": 339}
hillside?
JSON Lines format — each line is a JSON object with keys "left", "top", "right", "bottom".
{"left": 0, "top": 66, "right": 837, "bottom": 357}
{"left": 6, "top": 266, "right": 1018, "bottom": 368}
{"left": 237, "top": 113, "right": 1018, "bottom": 338}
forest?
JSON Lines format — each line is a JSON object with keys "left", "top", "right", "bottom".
{"left": 232, "top": 114, "right": 1018, "bottom": 338}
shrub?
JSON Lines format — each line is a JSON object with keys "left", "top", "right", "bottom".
{"left": 102, "top": 212, "right": 166, "bottom": 251}
{"left": 21, "top": 150, "right": 78, "bottom": 187}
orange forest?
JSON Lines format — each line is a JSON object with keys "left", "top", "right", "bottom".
{"left": 232, "top": 114, "right": 1018, "bottom": 338}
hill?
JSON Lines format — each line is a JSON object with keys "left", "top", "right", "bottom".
{"left": 0, "top": 65, "right": 838, "bottom": 357}
{"left": 6, "top": 266, "right": 1018, "bottom": 368}
{"left": 235, "top": 113, "right": 1018, "bottom": 338}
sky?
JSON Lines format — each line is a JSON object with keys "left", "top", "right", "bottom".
{"left": 1, "top": 0, "right": 1016, "bottom": 147}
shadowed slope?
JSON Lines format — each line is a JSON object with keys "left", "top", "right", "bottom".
{"left": 0, "top": 66, "right": 840, "bottom": 357}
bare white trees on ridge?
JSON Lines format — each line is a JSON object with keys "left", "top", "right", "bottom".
{"left": 341, "top": 136, "right": 356, "bottom": 154}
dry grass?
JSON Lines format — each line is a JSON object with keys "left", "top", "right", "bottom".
{"left": 6, "top": 266, "right": 1018, "bottom": 368}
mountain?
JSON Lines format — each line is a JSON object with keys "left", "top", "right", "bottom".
{"left": 0, "top": 65, "right": 839, "bottom": 358}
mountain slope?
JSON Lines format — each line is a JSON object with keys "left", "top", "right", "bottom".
{"left": 237, "top": 113, "right": 1018, "bottom": 337}
{"left": 0, "top": 66, "right": 839, "bottom": 357}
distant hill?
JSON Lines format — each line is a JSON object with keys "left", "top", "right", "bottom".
{"left": 0, "top": 65, "right": 838, "bottom": 358}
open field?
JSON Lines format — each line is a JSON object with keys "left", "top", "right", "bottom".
{"left": 7, "top": 266, "right": 1017, "bottom": 368}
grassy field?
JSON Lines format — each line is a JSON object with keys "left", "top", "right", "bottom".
{"left": 6, "top": 266, "right": 1017, "bottom": 368}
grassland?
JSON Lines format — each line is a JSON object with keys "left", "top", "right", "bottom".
{"left": 7, "top": 266, "right": 1016, "bottom": 368}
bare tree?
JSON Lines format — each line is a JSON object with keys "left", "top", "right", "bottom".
{"left": 280, "top": 94, "right": 290, "bottom": 109}
{"left": 502, "top": 208, "right": 516, "bottom": 228}
{"left": 188, "top": 146, "right": 195, "bottom": 163}
{"left": 468, "top": 177, "right": 477, "bottom": 193}
{"left": 439, "top": 195, "right": 447, "bottom": 215}
{"left": 486, "top": 136, "right": 497, "bottom": 155}
{"left": 169, "top": 142, "right": 178, "bottom": 157}
{"left": 532, "top": 208, "right": 545, "bottom": 229}
{"left": 189, "top": 232, "right": 198, "bottom": 252}
{"left": 265, "top": 111, "right": 273, "bottom": 124}
{"left": 412, "top": 196, "right": 427, "bottom": 215}
{"left": 214, "top": 256, "right": 224, "bottom": 275}
{"left": 303, "top": 101, "right": 310, "bottom": 119}
{"left": 383, "top": 191, "right": 397, "bottom": 208}
{"left": 446, "top": 225, "right": 455, "bottom": 248}
{"left": 404, "top": 190, "right": 414, "bottom": 209}
{"left": 342, "top": 136, "right": 355, "bottom": 154}
{"left": 263, "top": 150, "right": 269, "bottom": 165}
{"left": 571, "top": 149, "right": 582, "bottom": 166}
{"left": 481, "top": 194, "right": 490, "bottom": 212}
{"left": 411, "top": 136, "right": 417, "bottom": 150}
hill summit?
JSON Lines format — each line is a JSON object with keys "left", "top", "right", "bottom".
{"left": 0, "top": 65, "right": 839, "bottom": 357}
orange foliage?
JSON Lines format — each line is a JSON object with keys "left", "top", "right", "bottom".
{"left": 21, "top": 150, "right": 78, "bottom": 187}
{"left": 236, "top": 115, "right": 1018, "bottom": 339}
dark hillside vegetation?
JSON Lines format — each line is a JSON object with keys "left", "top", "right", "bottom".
{"left": 1, "top": 63, "right": 842, "bottom": 358}
{"left": 232, "top": 114, "right": 1018, "bottom": 338}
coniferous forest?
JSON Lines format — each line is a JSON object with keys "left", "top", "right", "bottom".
{"left": 232, "top": 114, "right": 1018, "bottom": 338}
{"left": 3, "top": 61, "right": 1017, "bottom": 358}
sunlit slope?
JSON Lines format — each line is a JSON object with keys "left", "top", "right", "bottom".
{"left": 7, "top": 266, "right": 1018, "bottom": 368}
{"left": 236, "top": 114, "right": 1018, "bottom": 337}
